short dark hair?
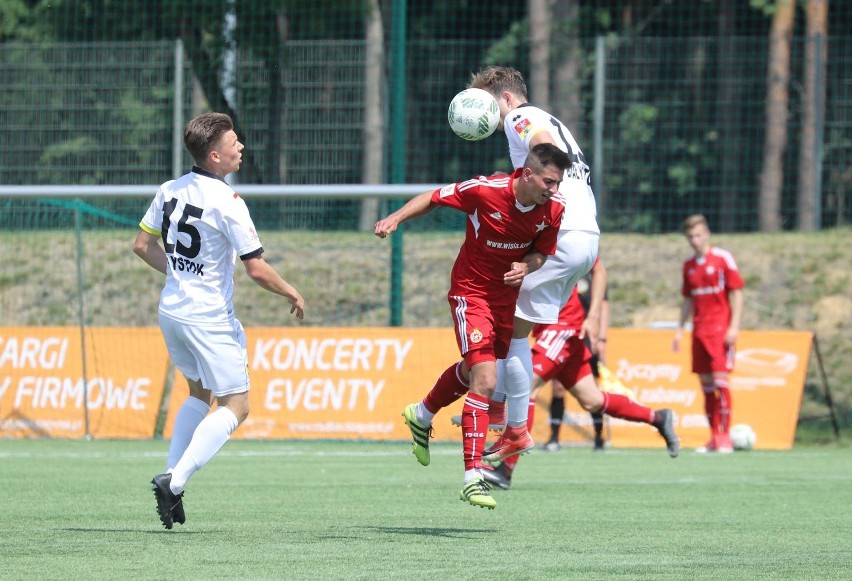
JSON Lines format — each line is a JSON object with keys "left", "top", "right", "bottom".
{"left": 525, "top": 143, "right": 571, "bottom": 174}
{"left": 468, "top": 66, "right": 528, "bottom": 100}
{"left": 183, "top": 112, "right": 234, "bottom": 164}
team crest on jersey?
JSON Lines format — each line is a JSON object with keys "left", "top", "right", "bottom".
{"left": 706, "top": 266, "right": 715, "bottom": 275}
{"left": 469, "top": 328, "right": 483, "bottom": 344}
{"left": 513, "top": 118, "right": 532, "bottom": 138}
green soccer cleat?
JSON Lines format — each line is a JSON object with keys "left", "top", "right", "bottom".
{"left": 460, "top": 476, "right": 497, "bottom": 509}
{"left": 403, "top": 403, "right": 432, "bottom": 466}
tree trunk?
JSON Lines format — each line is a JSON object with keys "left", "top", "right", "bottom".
{"left": 797, "top": 0, "right": 828, "bottom": 231}
{"left": 359, "top": 0, "right": 386, "bottom": 232}
{"left": 757, "top": 0, "right": 795, "bottom": 232}
{"left": 528, "top": 0, "right": 552, "bottom": 109}
{"left": 717, "top": 0, "right": 740, "bottom": 231}
{"left": 552, "top": 0, "right": 582, "bottom": 132}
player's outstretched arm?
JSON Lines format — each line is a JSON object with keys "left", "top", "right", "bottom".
{"left": 374, "top": 191, "right": 436, "bottom": 238}
{"left": 242, "top": 256, "right": 305, "bottom": 320}
{"left": 133, "top": 230, "right": 168, "bottom": 275}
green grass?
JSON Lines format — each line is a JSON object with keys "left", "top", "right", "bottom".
{"left": 1, "top": 439, "right": 850, "bottom": 580}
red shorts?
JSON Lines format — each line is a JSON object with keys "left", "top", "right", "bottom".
{"left": 692, "top": 333, "right": 735, "bottom": 374}
{"left": 449, "top": 294, "right": 514, "bottom": 367}
{"left": 532, "top": 333, "right": 593, "bottom": 387}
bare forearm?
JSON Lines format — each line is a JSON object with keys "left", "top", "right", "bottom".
{"left": 133, "top": 231, "right": 167, "bottom": 274}
{"left": 374, "top": 191, "right": 436, "bottom": 237}
{"left": 247, "top": 259, "right": 300, "bottom": 300}
{"left": 729, "top": 289, "right": 744, "bottom": 331}
{"left": 523, "top": 251, "right": 547, "bottom": 274}
{"left": 678, "top": 298, "right": 693, "bottom": 330}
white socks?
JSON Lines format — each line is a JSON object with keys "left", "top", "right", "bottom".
{"left": 166, "top": 396, "right": 211, "bottom": 471}
{"left": 415, "top": 402, "right": 435, "bottom": 426}
{"left": 503, "top": 338, "right": 534, "bottom": 428}
{"left": 169, "top": 406, "right": 239, "bottom": 494}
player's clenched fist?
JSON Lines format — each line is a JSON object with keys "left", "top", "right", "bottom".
{"left": 374, "top": 218, "right": 398, "bottom": 238}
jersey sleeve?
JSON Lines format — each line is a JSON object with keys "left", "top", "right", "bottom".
{"left": 222, "top": 197, "right": 264, "bottom": 259}
{"left": 724, "top": 256, "right": 745, "bottom": 290}
{"left": 505, "top": 108, "right": 548, "bottom": 167}
{"left": 431, "top": 181, "right": 471, "bottom": 213}
{"left": 680, "top": 261, "right": 692, "bottom": 297}
{"left": 139, "top": 185, "right": 167, "bottom": 235}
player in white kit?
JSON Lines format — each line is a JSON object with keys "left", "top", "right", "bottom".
{"left": 134, "top": 112, "right": 305, "bottom": 529}
{"left": 469, "top": 66, "right": 600, "bottom": 457}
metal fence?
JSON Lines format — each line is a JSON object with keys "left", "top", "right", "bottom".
{"left": 1, "top": 33, "right": 850, "bottom": 232}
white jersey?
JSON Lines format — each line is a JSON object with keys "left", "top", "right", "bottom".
{"left": 139, "top": 167, "right": 263, "bottom": 326}
{"left": 505, "top": 104, "right": 599, "bottom": 234}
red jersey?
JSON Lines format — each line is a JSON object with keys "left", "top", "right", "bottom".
{"left": 432, "top": 169, "right": 563, "bottom": 306}
{"left": 681, "top": 247, "right": 744, "bottom": 335}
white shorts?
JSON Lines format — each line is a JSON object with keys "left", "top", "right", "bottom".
{"left": 159, "top": 314, "right": 250, "bottom": 396}
{"left": 515, "top": 230, "right": 600, "bottom": 324}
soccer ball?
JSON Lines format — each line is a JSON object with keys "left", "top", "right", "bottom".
{"left": 730, "top": 423, "right": 757, "bottom": 450}
{"left": 447, "top": 88, "right": 499, "bottom": 141}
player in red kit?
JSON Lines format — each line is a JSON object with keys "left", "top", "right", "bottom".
{"left": 673, "top": 214, "right": 744, "bottom": 453}
{"left": 469, "top": 66, "right": 600, "bottom": 455}
{"left": 483, "top": 259, "right": 680, "bottom": 490}
{"left": 375, "top": 144, "right": 570, "bottom": 509}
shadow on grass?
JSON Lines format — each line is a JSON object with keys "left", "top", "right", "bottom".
{"left": 60, "top": 527, "right": 206, "bottom": 535}
{"left": 362, "top": 526, "right": 497, "bottom": 539}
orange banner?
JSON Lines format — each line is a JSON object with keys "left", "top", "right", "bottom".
{"left": 164, "top": 327, "right": 468, "bottom": 441}
{"left": 2, "top": 326, "right": 811, "bottom": 448}
{"left": 0, "top": 327, "right": 169, "bottom": 439}
{"left": 544, "top": 329, "right": 812, "bottom": 450}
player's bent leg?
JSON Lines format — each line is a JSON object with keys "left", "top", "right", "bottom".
{"left": 482, "top": 425, "right": 534, "bottom": 463}
{"left": 169, "top": 398, "right": 242, "bottom": 493}
{"left": 403, "top": 403, "right": 432, "bottom": 466}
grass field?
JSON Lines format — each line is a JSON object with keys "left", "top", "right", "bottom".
{"left": 1, "top": 439, "right": 850, "bottom": 580}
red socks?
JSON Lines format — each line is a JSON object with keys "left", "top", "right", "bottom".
{"left": 601, "top": 392, "right": 655, "bottom": 424}
{"left": 462, "top": 392, "right": 489, "bottom": 470}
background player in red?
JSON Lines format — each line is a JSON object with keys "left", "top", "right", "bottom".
{"left": 543, "top": 255, "right": 610, "bottom": 451}
{"left": 673, "top": 214, "right": 744, "bottom": 453}
{"left": 375, "top": 144, "right": 569, "bottom": 510}
{"left": 483, "top": 259, "right": 680, "bottom": 490}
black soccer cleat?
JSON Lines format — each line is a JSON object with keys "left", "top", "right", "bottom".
{"left": 481, "top": 463, "right": 512, "bottom": 490}
{"left": 151, "top": 473, "right": 184, "bottom": 529}
{"left": 653, "top": 408, "right": 681, "bottom": 458}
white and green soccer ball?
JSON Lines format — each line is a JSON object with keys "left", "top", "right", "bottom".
{"left": 448, "top": 88, "right": 499, "bottom": 141}
{"left": 730, "top": 423, "right": 757, "bottom": 450}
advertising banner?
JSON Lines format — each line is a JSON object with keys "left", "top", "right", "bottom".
{"left": 550, "top": 329, "right": 813, "bottom": 450}
{"left": 163, "top": 327, "right": 467, "bottom": 441}
{"left": 2, "top": 326, "right": 811, "bottom": 448}
{"left": 0, "top": 327, "right": 169, "bottom": 438}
